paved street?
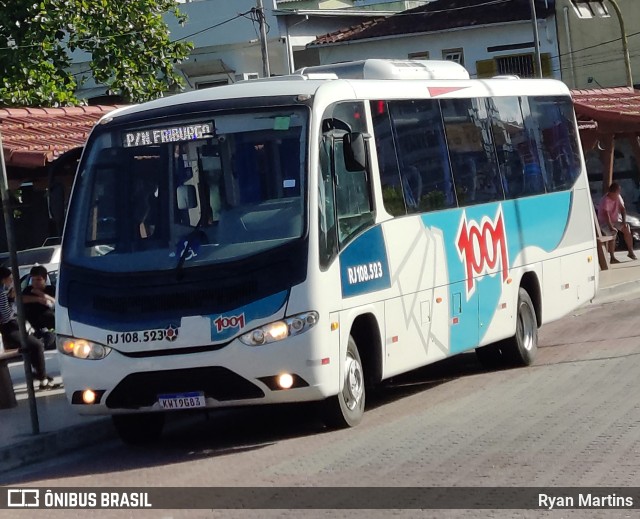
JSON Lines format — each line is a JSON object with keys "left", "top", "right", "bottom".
{"left": 1, "top": 293, "right": 640, "bottom": 518}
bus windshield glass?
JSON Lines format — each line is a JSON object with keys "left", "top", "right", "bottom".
{"left": 64, "top": 107, "right": 308, "bottom": 273}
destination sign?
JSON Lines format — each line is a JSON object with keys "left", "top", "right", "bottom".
{"left": 123, "top": 122, "right": 214, "bottom": 148}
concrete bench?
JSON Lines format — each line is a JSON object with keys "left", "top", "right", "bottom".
{"left": 0, "top": 348, "right": 20, "bottom": 409}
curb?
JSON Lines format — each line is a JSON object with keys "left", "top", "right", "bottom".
{"left": 0, "top": 417, "right": 114, "bottom": 475}
{"left": 592, "top": 278, "right": 640, "bottom": 305}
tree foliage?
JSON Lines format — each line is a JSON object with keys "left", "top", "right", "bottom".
{"left": 0, "top": 0, "right": 193, "bottom": 106}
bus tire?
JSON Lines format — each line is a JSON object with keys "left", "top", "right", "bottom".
{"left": 112, "top": 413, "right": 165, "bottom": 445}
{"left": 503, "top": 287, "right": 538, "bottom": 366}
{"left": 322, "top": 336, "right": 365, "bottom": 428}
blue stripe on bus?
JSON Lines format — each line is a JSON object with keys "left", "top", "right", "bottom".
{"left": 421, "top": 191, "right": 572, "bottom": 350}
{"left": 208, "top": 290, "right": 289, "bottom": 341}
{"left": 339, "top": 226, "right": 392, "bottom": 298}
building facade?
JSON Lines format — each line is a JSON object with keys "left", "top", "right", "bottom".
{"left": 307, "top": 0, "right": 560, "bottom": 80}
{"left": 75, "top": 0, "right": 410, "bottom": 101}
{"left": 555, "top": 0, "right": 640, "bottom": 89}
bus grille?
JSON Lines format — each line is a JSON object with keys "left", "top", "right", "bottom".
{"left": 92, "top": 285, "right": 252, "bottom": 316}
{"left": 105, "top": 366, "right": 264, "bottom": 409}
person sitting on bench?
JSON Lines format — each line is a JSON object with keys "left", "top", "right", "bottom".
{"left": 597, "top": 182, "right": 637, "bottom": 263}
{"left": 0, "top": 267, "right": 54, "bottom": 389}
{"left": 22, "top": 265, "right": 56, "bottom": 350}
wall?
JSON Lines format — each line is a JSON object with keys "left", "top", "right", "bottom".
{"left": 71, "top": 0, "right": 414, "bottom": 99}
{"left": 167, "top": 0, "right": 290, "bottom": 81}
{"left": 556, "top": 0, "right": 640, "bottom": 88}
{"left": 317, "top": 20, "right": 561, "bottom": 79}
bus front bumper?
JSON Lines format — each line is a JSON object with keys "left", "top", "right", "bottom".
{"left": 58, "top": 332, "right": 340, "bottom": 415}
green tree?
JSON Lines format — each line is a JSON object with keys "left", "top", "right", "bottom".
{"left": 0, "top": 0, "right": 193, "bottom": 106}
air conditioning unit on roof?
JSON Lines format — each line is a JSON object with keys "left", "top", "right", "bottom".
{"left": 235, "top": 72, "right": 260, "bottom": 82}
{"left": 296, "top": 59, "right": 470, "bottom": 81}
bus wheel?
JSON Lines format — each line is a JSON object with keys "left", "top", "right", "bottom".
{"left": 322, "top": 336, "right": 365, "bottom": 428}
{"left": 503, "top": 288, "right": 538, "bottom": 366}
{"left": 112, "top": 413, "right": 165, "bottom": 445}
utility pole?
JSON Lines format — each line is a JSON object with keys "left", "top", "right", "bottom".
{"left": 529, "top": 0, "right": 543, "bottom": 78}
{"left": 606, "top": 0, "right": 633, "bottom": 87}
{"left": 256, "top": 0, "right": 271, "bottom": 78}
{"left": 0, "top": 131, "right": 39, "bottom": 433}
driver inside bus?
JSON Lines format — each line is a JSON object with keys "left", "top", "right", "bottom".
{"left": 132, "top": 167, "right": 159, "bottom": 239}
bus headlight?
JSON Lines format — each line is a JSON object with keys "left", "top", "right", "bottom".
{"left": 57, "top": 336, "right": 111, "bottom": 360}
{"left": 239, "top": 311, "right": 319, "bottom": 346}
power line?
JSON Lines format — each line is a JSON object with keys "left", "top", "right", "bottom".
{"left": 0, "top": 11, "right": 250, "bottom": 51}
{"left": 4, "top": 1, "right": 637, "bottom": 86}
{"left": 174, "top": 11, "right": 252, "bottom": 42}
{"left": 267, "top": 0, "right": 512, "bottom": 16}
{"left": 388, "top": 0, "right": 512, "bottom": 15}
{"left": 67, "top": 13, "right": 252, "bottom": 78}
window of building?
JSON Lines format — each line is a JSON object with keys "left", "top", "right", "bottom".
{"left": 487, "top": 53, "right": 552, "bottom": 79}
{"left": 442, "top": 48, "right": 464, "bottom": 66}
{"left": 496, "top": 54, "right": 535, "bottom": 78}
{"left": 408, "top": 51, "right": 430, "bottom": 60}
{"left": 570, "top": 0, "right": 609, "bottom": 18}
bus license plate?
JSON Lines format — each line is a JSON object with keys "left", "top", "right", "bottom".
{"left": 158, "top": 392, "right": 206, "bottom": 410}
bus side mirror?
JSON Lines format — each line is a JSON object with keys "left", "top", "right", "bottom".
{"left": 343, "top": 132, "right": 366, "bottom": 172}
{"left": 176, "top": 185, "right": 197, "bottom": 210}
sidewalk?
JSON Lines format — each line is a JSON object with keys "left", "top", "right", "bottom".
{"left": 593, "top": 250, "right": 640, "bottom": 304}
{"left": 0, "top": 352, "right": 115, "bottom": 474}
{"left": 1, "top": 250, "right": 639, "bottom": 475}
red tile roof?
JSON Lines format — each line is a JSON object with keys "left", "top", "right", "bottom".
{"left": 309, "top": 0, "right": 555, "bottom": 47}
{"left": 0, "top": 105, "right": 121, "bottom": 169}
{"left": 572, "top": 87, "right": 640, "bottom": 131}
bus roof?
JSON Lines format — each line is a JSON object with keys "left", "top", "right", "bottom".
{"left": 100, "top": 60, "right": 571, "bottom": 123}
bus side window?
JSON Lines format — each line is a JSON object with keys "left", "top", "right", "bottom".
{"left": 333, "top": 136, "right": 374, "bottom": 246}
{"left": 386, "top": 99, "right": 456, "bottom": 212}
{"left": 489, "top": 96, "right": 544, "bottom": 199}
{"left": 320, "top": 101, "right": 374, "bottom": 249}
{"left": 319, "top": 136, "right": 337, "bottom": 268}
{"left": 441, "top": 98, "right": 504, "bottom": 206}
{"left": 370, "top": 100, "right": 406, "bottom": 216}
{"left": 528, "top": 96, "right": 581, "bottom": 193}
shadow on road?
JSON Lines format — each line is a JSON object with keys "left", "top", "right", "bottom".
{"left": 2, "top": 351, "right": 494, "bottom": 485}
{"left": 369, "top": 351, "right": 485, "bottom": 410}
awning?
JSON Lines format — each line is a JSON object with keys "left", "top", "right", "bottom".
{"left": 0, "top": 105, "right": 121, "bottom": 169}
{"left": 572, "top": 87, "right": 640, "bottom": 192}
{"left": 572, "top": 87, "right": 640, "bottom": 134}
{"left": 178, "top": 57, "right": 234, "bottom": 78}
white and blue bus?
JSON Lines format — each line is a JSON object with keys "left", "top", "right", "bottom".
{"left": 56, "top": 60, "right": 597, "bottom": 443}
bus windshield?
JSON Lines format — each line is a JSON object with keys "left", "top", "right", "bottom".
{"left": 64, "top": 107, "right": 308, "bottom": 273}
